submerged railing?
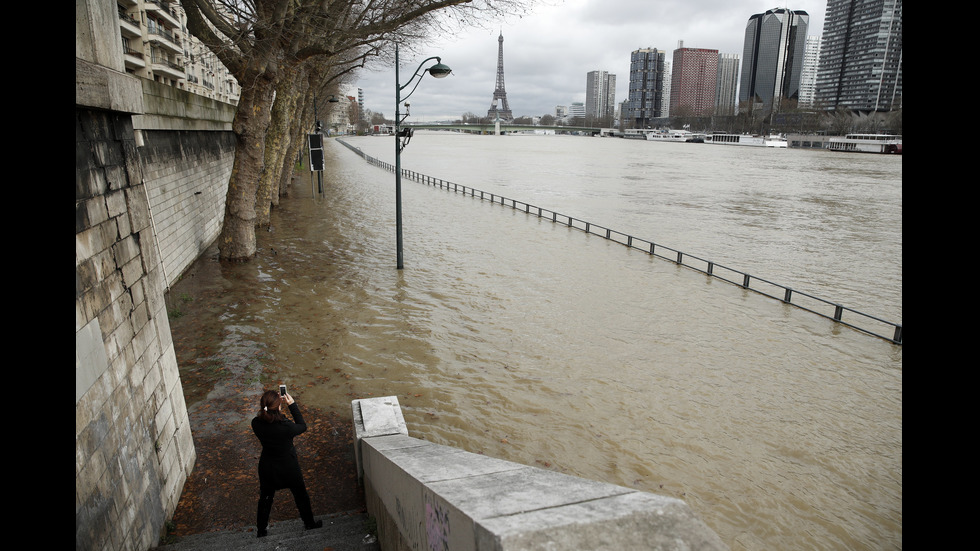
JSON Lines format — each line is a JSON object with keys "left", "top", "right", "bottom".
{"left": 337, "top": 139, "right": 903, "bottom": 345}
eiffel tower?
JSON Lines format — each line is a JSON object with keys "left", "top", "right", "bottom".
{"left": 487, "top": 32, "right": 513, "bottom": 121}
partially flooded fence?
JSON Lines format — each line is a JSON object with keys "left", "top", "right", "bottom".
{"left": 338, "top": 139, "right": 903, "bottom": 345}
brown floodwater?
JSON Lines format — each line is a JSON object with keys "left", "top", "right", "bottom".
{"left": 168, "top": 134, "right": 901, "bottom": 550}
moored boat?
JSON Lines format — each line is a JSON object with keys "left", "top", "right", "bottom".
{"left": 827, "top": 133, "right": 902, "bottom": 154}
{"left": 646, "top": 129, "right": 705, "bottom": 143}
{"left": 704, "top": 133, "right": 787, "bottom": 148}
{"left": 620, "top": 129, "right": 650, "bottom": 140}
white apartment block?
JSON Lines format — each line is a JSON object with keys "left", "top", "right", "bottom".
{"left": 715, "top": 54, "right": 739, "bottom": 116}
{"left": 117, "top": 0, "right": 239, "bottom": 105}
{"left": 798, "top": 36, "right": 821, "bottom": 108}
{"left": 585, "top": 70, "right": 616, "bottom": 122}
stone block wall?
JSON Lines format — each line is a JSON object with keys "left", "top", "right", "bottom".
{"left": 139, "top": 127, "right": 234, "bottom": 285}
{"left": 136, "top": 77, "right": 235, "bottom": 286}
{"left": 76, "top": 105, "right": 196, "bottom": 550}
{"left": 76, "top": 0, "right": 236, "bottom": 548}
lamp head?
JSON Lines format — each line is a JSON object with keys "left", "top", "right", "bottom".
{"left": 428, "top": 61, "right": 452, "bottom": 79}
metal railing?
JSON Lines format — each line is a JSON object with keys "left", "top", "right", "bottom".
{"left": 338, "top": 139, "right": 903, "bottom": 345}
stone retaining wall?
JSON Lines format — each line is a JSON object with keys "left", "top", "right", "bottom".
{"left": 76, "top": 1, "right": 235, "bottom": 547}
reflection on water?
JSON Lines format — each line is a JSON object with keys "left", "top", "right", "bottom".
{"left": 170, "top": 134, "right": 901, "bottom": 550}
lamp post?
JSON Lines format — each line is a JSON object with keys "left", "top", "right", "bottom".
{"left": 394, "top": 44, "right": 452, "bottom": 269}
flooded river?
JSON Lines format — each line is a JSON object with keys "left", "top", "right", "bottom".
{"left": 169, "top": 133, "right": 902, "bottom": 550}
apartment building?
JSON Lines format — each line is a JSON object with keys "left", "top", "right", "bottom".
{"left": 670, "top": 45, "right": 718, "bottom": 116}
{"left": 798, "top": 36, "right": 822, "bottom": 108}
{"left": 715, "top": 53, "right": 739, "bottom": 116}
{"left": 814, "top": 0, "right": 902, "bottom": 112}
{"left": 585, "top": 70, "right": 616, "bottom": 124}
{"left": 624, "top": 48, "right": 666, "bottom": 128}
{"left": 117, "top": 0, "right": 239, "bottom": 104}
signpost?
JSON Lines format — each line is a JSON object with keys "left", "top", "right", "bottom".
{"left": 308, "top": 130, "right": 324, "bottom": 195}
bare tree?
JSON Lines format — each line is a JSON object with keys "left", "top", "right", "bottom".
{"left": 181, "top": 0, "right": 532, "bottom": 261}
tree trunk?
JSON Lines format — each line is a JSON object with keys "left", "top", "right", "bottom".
{"left": 217, "top": 74, "right": 277, "bottom": 261}
{"left": 256, "top": 65, "right": 306, "bottom": 226}
{"left": 279, "top": 88, "right": 314, "bottom": 198}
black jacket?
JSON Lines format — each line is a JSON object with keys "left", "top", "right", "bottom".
{"left": 252, "top": 403, "right": 308, "bottom": 491}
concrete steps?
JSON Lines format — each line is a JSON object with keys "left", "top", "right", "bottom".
{"left": 150, "top": 511, "right": 378, "bottom": 551}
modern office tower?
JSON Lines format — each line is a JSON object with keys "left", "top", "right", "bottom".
{"left": 716, "top": 53, "right": 740, "bottom": 115}
{"left": 815, "top": 0, "right": 902, "bottom": 112}
{"left": 798, "top": 36, "right": 822, "bottom": 107}
{"left": 585, "top": 70, "right": 617, "bottom": 124}
{"left": 625, "top": 48, "right": 666, "bottom": 128}
{"left": 670, "top": 44, "right": 718, "bottom": 116}
{"left": 739, "top": 8, "right": 809, "bottom": 111}
{"left": 568, "top": 102, "right": 586, "bottom": 121}
{"left": 487, "top": 32, "right": 514, "bottom": 121}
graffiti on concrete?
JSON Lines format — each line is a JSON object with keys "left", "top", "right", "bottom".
{"left": 424, "top": 491, "right": 450, "bottom": 551}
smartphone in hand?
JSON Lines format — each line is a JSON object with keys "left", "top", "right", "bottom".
{"left": 279, "top": 384, "right": 287, "bottom": 397}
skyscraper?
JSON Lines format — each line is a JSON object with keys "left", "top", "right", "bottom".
{"left": 739, "top": 8, "right": 809, "bottom": 110}
{"left": 585, "top": 70, "right": 616, "bottom": 124}
{"left": 625, "top": 48, "right": 666, "bottom": 128}
{"left": 815, "top": 0, "right": 902, "bottom": 112}
{"left": 798, "top": 36, "right": 822, "bottom": 107}
{"left": 670, "top": 45, "right": 718, "bottom": 116}
{"left": 716, "top": 53, "right": 740, "bottom": 116}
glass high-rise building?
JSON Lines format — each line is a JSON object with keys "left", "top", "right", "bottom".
{"left": 625, "top": 48, "right": 665, "bottom": 128}
{"left": 739, "top": 8, "right": 809, "bottom": 110}
{"left": 815, "top": 0, "right": 902, "bottom": 112}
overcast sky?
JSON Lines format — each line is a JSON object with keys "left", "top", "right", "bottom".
{"left": 348, "top": 0, "right": 826, "bottom": 122}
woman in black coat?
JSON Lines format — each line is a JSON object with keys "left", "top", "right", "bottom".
{"left": 251, "top": 389, "right": 323, "bottom": 537}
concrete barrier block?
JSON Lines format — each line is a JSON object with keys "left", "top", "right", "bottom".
{"left": 353, "top": 396, "right": 409, "bottom": 438}
{"left": 374, "top": 437, "right": 525, "bottom": 484}
{"left": 474, "top": 491, "right": 727, "bottom": 550}
{"left": 352, "top": 396, "right": 410, "bottom": 480}
{"left": 361, "top": 440, "right": 429, "bottom": 546}
{"left": 353, "top": 397, "right": 727, "bottom": 550}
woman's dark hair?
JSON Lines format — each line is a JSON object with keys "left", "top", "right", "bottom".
{"left": 257, "top": 390, "right": 285, "bottom": 423}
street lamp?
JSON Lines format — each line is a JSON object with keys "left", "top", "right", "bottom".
{"left": 394, "top": 44, "right": 452, "bottom": 269}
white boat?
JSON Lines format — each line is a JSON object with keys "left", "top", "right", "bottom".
{"left": 620, "top": 129, "right": 650, "bottom": 140}
{"left": 646, "top": 130, "right": 705, "bottom": 143}
{"left": 704, "top": 133, "right": 788, "bottom": 148}
{"left": 827, "top": 133, "right": 902, "bottom": 154}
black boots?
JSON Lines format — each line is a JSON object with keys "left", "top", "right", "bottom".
{"left": 305, "top": 520, "right": 323, "bottom": 530}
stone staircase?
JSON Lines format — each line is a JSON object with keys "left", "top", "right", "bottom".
{"left": 150, "top": 511, "right": 379, "bottom": 551}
